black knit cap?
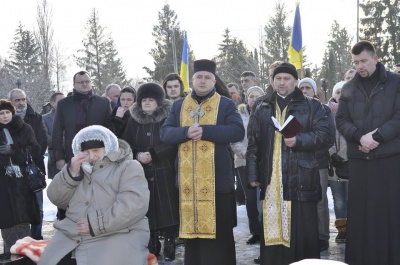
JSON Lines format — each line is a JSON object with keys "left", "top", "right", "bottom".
{"left": 136, "top": 82, "right": 165, "bottom": 108}
{"left": 0, "top": 99, "right": 16, "bottom": 115}
{"left": 272, "top": 62, "right": 298, "bottom": 80}
{"left": 81, "top": 140, "right": 105, "bottom": 151}
{"left": 194, "top": 59, "right": 216, "bottom": 75}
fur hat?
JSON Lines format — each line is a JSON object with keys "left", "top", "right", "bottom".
{"left": 0, "top": 99, "right": 16, "bottom": 115}
{"left": 72, "top": 125, "right": 118, "bottom": 156}
{"left": 194, "top": 59, "right": 216, "bottom": 75}
{"left": 298, "top": 78, "right": 317, "bottom": 94}
{"left": 246, "top": 86, "right": 265, "bottom": 99}
{"left": 332, "top": 81, "right": 346, "bottom": 97}
{"left": 136, "top": 82, "right": 165, "bottom": 108}
{"left": 272, "top": 62, "right": 298, "bottom": 80}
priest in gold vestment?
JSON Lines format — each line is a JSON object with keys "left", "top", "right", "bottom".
{"left": 160, "top": 59, "right": 244, "bottom": 265}
{"left": 246, "top": 63, "right": 331, "bottom": 265}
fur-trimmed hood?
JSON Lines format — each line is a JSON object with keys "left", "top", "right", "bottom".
{"left": 129, "top": 100, "right": 172, "bottom": 125}
{"left": 72, "top": 125, "right": 119, "bottom": 156}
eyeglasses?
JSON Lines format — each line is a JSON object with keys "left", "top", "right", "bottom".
{"left": 76, "top": 80, "right": 91, "bottom": 85}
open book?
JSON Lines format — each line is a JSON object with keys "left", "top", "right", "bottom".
{"left": 271, "top": 115, "right": 303, "bottom": 138}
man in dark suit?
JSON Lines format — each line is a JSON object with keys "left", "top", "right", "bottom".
{"left": 52, "top": 71, "right": 111, "bottom": 220}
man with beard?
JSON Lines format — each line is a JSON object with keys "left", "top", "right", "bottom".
{"left": 161, "top": 59, "right": 244, "bottom": 265}
{"left": 247, "top": 63, "right": 331, "bottom": 264}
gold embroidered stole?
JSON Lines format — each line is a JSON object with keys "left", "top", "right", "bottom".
{"left": 178, "top": 93, "right": 221, "bottom": 239}
{"left": 263, "top": 103, "right": 291, "bottom": 247}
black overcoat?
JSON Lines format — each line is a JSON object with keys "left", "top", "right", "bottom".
{"left": 24, "top": 104, "right": 47, "bottom": 173}
{"left": 0, "top": 115, "right": 41, "bottom": 228}
{"left": 123, "top": 100, "right": 179, "bottom": 229}
{"left": 52, "top": 94, "right": 111, "bottom": 163}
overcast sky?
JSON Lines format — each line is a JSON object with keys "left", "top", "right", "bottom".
{"left": 0, "top": 0, "right": 357, "bottom": 88}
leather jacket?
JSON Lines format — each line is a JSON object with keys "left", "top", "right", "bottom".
{"left": 246, "top": 88, "right": 331, "bottom": 201}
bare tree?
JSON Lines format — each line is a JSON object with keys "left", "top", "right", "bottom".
{"left": 53, "top": 43, "right": 70, "bottom": 93}
{"left": 35, "top": 0, "right": 54, "bottom": 87}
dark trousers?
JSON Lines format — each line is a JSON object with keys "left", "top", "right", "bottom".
{"left": 237, "top": 166, "right": 260, "bottom": 236}
{"left": 30, "top": 190, "right": 43, "bottom": 240}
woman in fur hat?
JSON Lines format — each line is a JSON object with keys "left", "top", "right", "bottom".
{"left": 38, "top": 125, "right": 150, "bottom": 265}
{"left": 123, "top": 82, "right": 179, "bottom": 261}
{"left": 0, "top": 99, "right": 42, "bottom": 254}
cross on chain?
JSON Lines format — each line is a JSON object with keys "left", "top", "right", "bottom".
{"left": 189, "top": 104, "right": 205, "bottom": 127}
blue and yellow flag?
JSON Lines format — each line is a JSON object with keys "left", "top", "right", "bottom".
{"left": 180, "top": 31, "right": 189, "bottom": 92}
{"left": 287, "top": 2, "right": 302, "bottom": 70}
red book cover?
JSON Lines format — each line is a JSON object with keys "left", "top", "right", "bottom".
{"left": 271, "top": 115, "right": 303, "bottom": 138}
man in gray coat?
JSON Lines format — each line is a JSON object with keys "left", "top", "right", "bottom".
{"left": 43, "top": 92, "right": 65, "bottom": 180}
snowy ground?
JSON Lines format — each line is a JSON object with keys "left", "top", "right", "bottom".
{"left": 44, "top": 182, "right": 336, "bottom": 221}
{"left": 1, "top": 180, "right": 345, "bottom": 264}
{"left": 41, "top": 181, "right": 345, "bottom": 264}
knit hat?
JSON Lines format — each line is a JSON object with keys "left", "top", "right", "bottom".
{"left": 72, "top": 125, "right": 118, "bottom": 156}
{"left": 0, "top": 99, "right": 16, "bottom": 115}
{"left": 272, "top": 62, "right": 298, "bottom": 80}
{"left": 80, "top": 140, "right": 105, "bottom": 151}
{"left": 136, "top": 82, "right": 165, "bottom": 108}
{"left": 298, "top": 78, "right": 317, "bottom": 94}
{"left": 332, "top": 81, "right": 346, "bottom": 97}
{"left": 194, "top": 59, "right": 216, "bottom": 75}
{"left": 246, "top": 86, "right": 265, "bottom": 99}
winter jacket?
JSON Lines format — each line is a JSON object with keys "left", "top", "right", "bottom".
{"left": 123, "top": 100, "right": 179, "bottom": 229}
{"left": 246, "top": 88, "right": 331, "bottom": 201}
{"left": 107, "top": 106, "right": 131, "bottom": 138}
{"left": 315, "top": 103, "right": 335, "bottom": 169}
{"left": 328, "top": 98, "right": 348, "bottom": 160}
{"left": 23, "top": 104, "right": 47, "bottom": 173}
{"left": 43, "top": 109, "right": 58, "bottom": 179}
{"left": 52, "top": 94, "right": 111, "bottom": 163}
{"left": 39, "top": 135, "right": 150, "bottom": 265}
{"left": 231, "top": 104, "right": 250, "bottom": 168}
{"left": 0, "top": 115, "right": 41, "bottom": 228}
{"left": 336, "top": 62, "right": 400, "bottom": 159}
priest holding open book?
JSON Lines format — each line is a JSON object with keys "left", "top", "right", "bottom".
{"left": 246, "top": 62, "right": 331, "bottom": 265}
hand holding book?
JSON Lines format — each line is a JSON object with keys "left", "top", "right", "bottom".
{"left": 271, "top": 115, "right": 303, "bottom": 138}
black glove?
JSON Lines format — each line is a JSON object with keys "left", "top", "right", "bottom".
{"left": 0, "top": 145, "right": 13, "bottom": 155}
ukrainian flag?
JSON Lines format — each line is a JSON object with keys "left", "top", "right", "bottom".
{"left": 180, "top": 31, "right": 189, "bottom": 92}
{"left": 287, "top": 2, "right": 302, "bottom": 70}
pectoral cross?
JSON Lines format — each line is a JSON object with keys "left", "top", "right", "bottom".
{"left": 190, "top": 104, "right": 204, "bottom": 127}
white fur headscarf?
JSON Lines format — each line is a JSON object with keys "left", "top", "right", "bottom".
{"left": 72, "top": 125, "right": 118, "bottom": 156}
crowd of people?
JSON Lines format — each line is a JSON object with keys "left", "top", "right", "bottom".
{"left": 0, "top": 39, "right": 399, "bottom": 265}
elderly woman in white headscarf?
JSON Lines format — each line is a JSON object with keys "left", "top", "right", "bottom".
{"left": 38, "top": 125, "right": 150, "bottom": 265}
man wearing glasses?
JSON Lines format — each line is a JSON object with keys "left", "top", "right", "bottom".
{"left": 52, "top": 71, "right": 111, "bottom": 220}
